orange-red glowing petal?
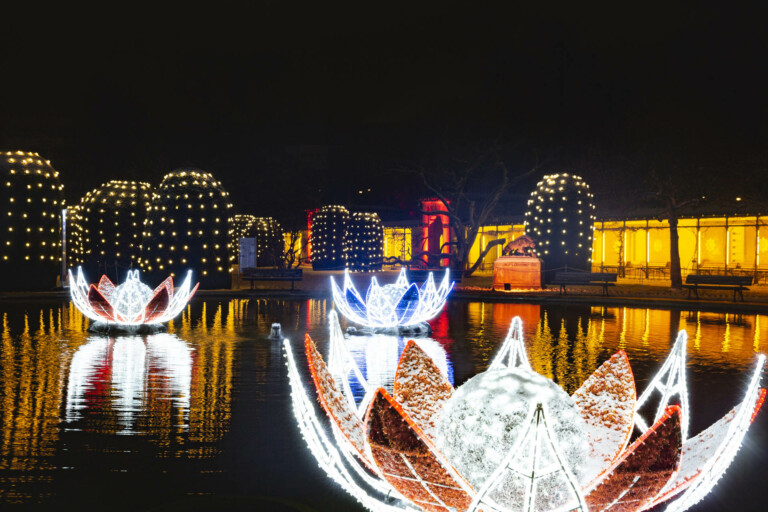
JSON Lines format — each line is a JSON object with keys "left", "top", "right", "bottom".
{"left": 393, "top": 340, "right": 453, "bottom": 439}
{"left": 305, "top": 334, "right": 370, "bottom": 466}
{"left": 585, "top": 405, "right": 682, "bottom": 512}
{"left": 87, "top": 284, "right": 116, "bottom": 322}
{"left": 365, "top": 388, "right": 473, "bottom": 512}
{"left": 648, "top": 388, "right": 767, "bottom": 509}
{"left": 143, "top": 284, "right": 171, "bottom": 322}
{"left": 573, "top": 350, "right": 637, "bottom": 481}
{"left": 97, "top": 275, "right": 117, "bottom": 301}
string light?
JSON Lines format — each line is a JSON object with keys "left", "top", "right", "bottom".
{"left": 138, "top": 169, "right": 231, "bottom": 288}
{"left": 344, "top": 212, "right": 383, "bottom": 272}
{"left": 0, "top": 151, "right": 64, "bottom": 290}
{"left": 524, "top": 173, "right": 595, "bottom": 270}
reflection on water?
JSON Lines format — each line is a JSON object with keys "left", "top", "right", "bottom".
{"left": 0, "top": 297, "right": 766, "bottom": 510}
{"left": 64, "top": 334, "right": 193, "bottom": 434}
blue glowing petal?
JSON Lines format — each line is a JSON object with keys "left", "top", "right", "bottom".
{"left": 394, "top": 283, "right": 421, "bottom": 325}
{"left": 345, "top": 286, "right": 367, "bottom": 318}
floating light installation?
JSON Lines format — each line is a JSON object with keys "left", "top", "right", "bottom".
{"left": 330, "top": 268, "right": 453, "bottom": 328}
{"left": 284, "top": 315, "right": 766, "bottom": 511}
{"left": 311, "top": 205, "right": 349, "bottom": 270}
{"left": 138, "top": 169, "right": 232, "bottom": 288}
{"left": 524, "top": 173, "right": 595, "bottom": 274}
{"left": 345, "top": 212, "right": 384, "bottom": 272}
{"left": 0, "top": 150, "right": 65, "bottom": 290}
{"left": 69, "top": 267, "right": 198, "bottom": 327}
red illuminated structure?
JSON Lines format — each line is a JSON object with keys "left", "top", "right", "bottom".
{"left": 420, "top": 199, "right": 452, "bottom": 268}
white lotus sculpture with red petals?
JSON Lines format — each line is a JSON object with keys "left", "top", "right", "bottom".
{"left": 283, "top": 314, "right": 766, "bottom": 512}
{"left": 69, "top": 267, "right": 198, "bottom": 328}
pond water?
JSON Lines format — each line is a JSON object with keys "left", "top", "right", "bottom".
{"left": 0, "top": 298, "right": 766, "bottom": 511}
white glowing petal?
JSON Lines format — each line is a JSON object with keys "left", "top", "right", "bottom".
{"left": 330, "top": 268, "right": 453, "bottom": 328}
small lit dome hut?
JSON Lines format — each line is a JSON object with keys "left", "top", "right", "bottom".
{"left": 228, "top": 214, "right": 257, "bottom": 266}
{"left": 0, "top": 150, "right": 65, "bottom": 290}
{"left": 311, "top": 205, "right": 349, "bottom": 270}
{"left": 139, "top": 169, "right": 232, "bottom": 289}
{"left": 524, "top": 173, "right": 596, "bottom": 278}
{"left": 254, "top": 217, "right": 284, "bottom": 267}
{"left": 73, "top": 180, "right": 152, "bottom": 279}
{"left": 345, "top": 212, "right": 383, "bottom": 272}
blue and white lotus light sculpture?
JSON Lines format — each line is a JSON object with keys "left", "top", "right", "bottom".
{"left": 330, "top": 268, "right": 453, "bottom": 328}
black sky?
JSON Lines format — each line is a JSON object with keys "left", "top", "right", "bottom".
{"left": 1, "top": 2, "right": 766, "bottom": 220}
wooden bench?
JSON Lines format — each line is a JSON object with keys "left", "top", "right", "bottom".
{"left": 241, "top": 268, "right": 303, "bottom": 290}
{"left": 683, "top": 274, "right": 752, "bottom": 301}
{"left": 551, "top": 272, "right": 617, "bottom": 296}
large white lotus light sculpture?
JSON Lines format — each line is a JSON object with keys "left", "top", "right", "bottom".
{"left": 283, "top": 315, "right": 766, "bottom": 512}
{"left": 331, "top": 268, "right": 453, "bottom": 329}
{"left": 69, "top": 267, "right": 198, "bottom": 327}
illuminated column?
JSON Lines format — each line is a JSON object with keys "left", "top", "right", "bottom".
{"left": 344, "top": 212, "right": 383, "bottom": 272}
{"left": 311, "top": 205, "right": 349, "bottom": 270}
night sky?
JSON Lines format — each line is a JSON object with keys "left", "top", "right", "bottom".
{"left": 1, "top": 3, "right": 766, "bottom": 222}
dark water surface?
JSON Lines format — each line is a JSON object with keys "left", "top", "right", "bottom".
{"left": 0, "top": 298, "right": 766, "bottom": 511}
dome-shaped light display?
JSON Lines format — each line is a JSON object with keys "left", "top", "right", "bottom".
{"left": 0, "top": 150, "right": 65, "bottom": 291}
{"left": 311, "top": 205, "right": 349, "bottom": 270}
{"left": 345, "top": 212, "right": 383, "bottom": 272}
{"left": 139, "top": 169, "right": 232, "bottom": 289}
{"left": 228, "top": 215, "right": 284, "bottom": 267}
{"left": 524, "top": 173, "right": 595, "bottom": 276}
{"left": 71, "top": 180, "right": 152, "bottom": 277}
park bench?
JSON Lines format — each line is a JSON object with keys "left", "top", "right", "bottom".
{"left": 241, "top": 268, "right": 303, "bottom": 290}
{"left": 551, "top": 271, "right": 618, "bottom": 296}
{"left": 683, "top": 274, "right": 752, "bottom": 302}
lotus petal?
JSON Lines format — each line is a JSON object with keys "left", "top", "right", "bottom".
{"left": 393, "top": 340, "right": 453, "bottom": 439}
{"left": 364, "top": 388, "right": 474, "bottom": 511}
{"left": 87, "top": 284, "right": 117, "bottom": 322}
{"left": 573, "top": 351, "right": 637, "bottom": 483}
{"left": 305, "top": 334, "right": 371, "bottom": 466}
{"left": 585, "top": 405, "right": 683, "bottom": 512}
{"left": 97, "top": 275, "right": 117, "bottom": 302}
{"left": 394, "top": 283, "right": 420, "bottom": 326}
{"left": 152, "top": 276, "right": 174, "bottom": 300}
{"left": 143, "top": 283, "right": 171, "bottom": 323}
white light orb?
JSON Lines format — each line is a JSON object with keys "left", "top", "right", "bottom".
{"left": 434, "top": 367, "right": 588, "bottom": 490}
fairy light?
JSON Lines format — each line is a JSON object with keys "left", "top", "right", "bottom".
{"left": 138, "top": 169, "right": 231, "bottom": 288}
{"left": 330, "top": 267, "right": 453, "bottom": 328}
{"left": 524, "top": 173, "right": 595, "bottom": 270}
{"left": 344, "top": 212, "right": 384, "bottom": 271}
{"left": 311, "top": 205, "right": 349, "bottom": 270}
{"left": 69, "top": 180, "right": 152, "bottom": 271}
{"left": 0, "top": 150, "right": 64, "bottom": 288}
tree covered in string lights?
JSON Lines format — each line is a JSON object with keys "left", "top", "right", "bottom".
{"left": 344, "top": 212, "right": 383, "bottom": 271}
{"left": 139, "top": 169, "right": 232, "bottom": 289}
{"left": 71, "top": 180, "right": 152, "bottom": 278}
{"left": 0, "top": 150, "right": 65, "bottom": 291}
{"left": 524, "top": 173, "right": 596, "bottom": 276}
{"left": 311, "top": 205, "right": 349, "bottom": 270}
{"left": 228, "top": 214, "right": 285, "bottom": 268}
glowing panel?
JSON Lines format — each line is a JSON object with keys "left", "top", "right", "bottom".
{"left": 573, "top": 351, "right": 637, "bottom": 484}
{"left": 393, "top": 340, "right": 453, "bottom": 439}
{"left": 585, "top": 406, "right": 682, "bottom": 512}
{"left": 365, "top": 388, "right": 474, "bottom": 511}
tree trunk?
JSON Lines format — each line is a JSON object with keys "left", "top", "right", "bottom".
{"left": 669, "top": 215, "right": 683, "bottom": 289}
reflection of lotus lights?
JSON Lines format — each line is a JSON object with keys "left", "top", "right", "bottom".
{"left": 69, "top": 267, "right": 198, "bottom": 325}
{"left": 331, "top": 268, "right": 453, "bottom": 328}
{"left": 283, "top": 316, "right": 766, "bottom": 512}
{"left": 65, "top": 334, "right": 193, "bottom": 432}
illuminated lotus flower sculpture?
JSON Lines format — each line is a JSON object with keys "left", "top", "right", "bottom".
{"left": 69, "top": 267, "right": 198, "bottom": 326}
{"left": 283, "top": 314, "right": 766, "bottom": 512}
{"left": 331, "top": 268, "right": 453, "bottom": 328}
